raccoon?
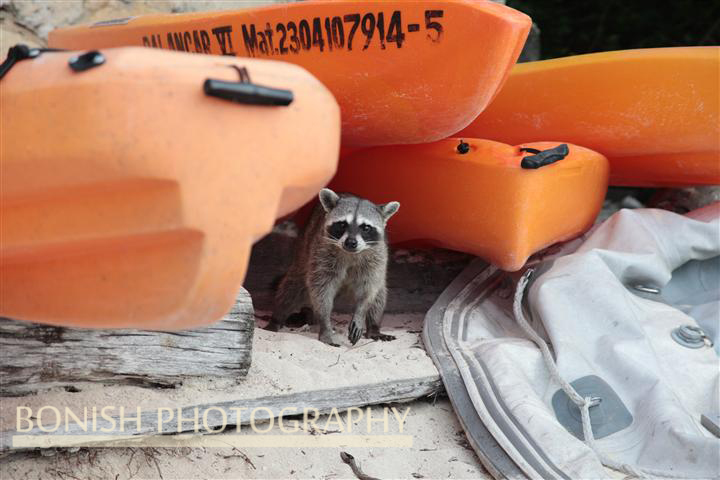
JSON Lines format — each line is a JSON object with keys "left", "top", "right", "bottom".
{"left": 266, "top": 188, "right": 400, "bottom": 346}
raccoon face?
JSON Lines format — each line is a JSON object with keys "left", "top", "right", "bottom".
{"left": 319, "top": 188, "right": 399, "bottom": 254}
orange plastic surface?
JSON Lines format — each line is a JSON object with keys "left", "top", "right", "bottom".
{"left": 49, "top": 0, "right": 531, "bottom": 147}
{"left": 330, "top": 139, "right": 609, "bottom": 271}
{"left": 0, "top": 47, "right": 340, "bottom": 329}
{"left": 457, "top": 47, "right": 720, "bottom": 187}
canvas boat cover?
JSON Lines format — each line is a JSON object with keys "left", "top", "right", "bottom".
{"left": 424, "top": 203, "right": 720, "bottom": 479}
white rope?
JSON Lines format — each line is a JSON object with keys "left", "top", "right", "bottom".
{"left": 512, "top": 269, "right": 693, "bottom": 479}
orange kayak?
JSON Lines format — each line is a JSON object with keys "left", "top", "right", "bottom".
{"left": 48, "top": 0, "right": 531, "bottom": 147}
{"left": 0, "top": 47, "right": 340, "bottom": 329}
{"left": 330, "top": 139, "right": 608, "bottom": 271}
{"left": 458, "top": 47, "right": 720, "bottom": 187}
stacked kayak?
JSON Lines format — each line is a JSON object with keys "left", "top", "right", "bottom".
{"left": 330, "top": 139, "right": 609, "bottom": 271}
{"left": 0, "top": 47, "right": 340, "bottom": 329}
{"left": 9, "top": 2, "right": 715, "bottom": 326}
{"left": 459, "top": 47, "right": 720, "bottom": 187}
{"left": 48, "top": 0, "right": 532, "bottom": 146}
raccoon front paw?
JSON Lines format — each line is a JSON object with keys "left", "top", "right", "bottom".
{"left": 319, "top": 330, "right": 344, "bottom": 347}
{"left": 348, "top": 321, "right": 365, "bottom": 345}
{"left": 369, "top": 332, "right": 396, "bottom": 342}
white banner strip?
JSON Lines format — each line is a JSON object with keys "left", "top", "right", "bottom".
{"left": 12, "top": 434, "right": 413, "bottom": 449}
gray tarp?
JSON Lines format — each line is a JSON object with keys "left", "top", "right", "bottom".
{"left": 424, "top": 204, "right": 720, "bottom": 479}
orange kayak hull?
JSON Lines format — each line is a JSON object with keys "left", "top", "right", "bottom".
{"left": 0, "top": 48, "right": 340, "bottom": 329}
{"left": 49, "top": 0, "right": 531, "bottom": 146}
{"left": 457, "top": 47, "right": 720, "bottom": 187}
{"left": 330, "top": 139, "right": 609, "bottom": 271}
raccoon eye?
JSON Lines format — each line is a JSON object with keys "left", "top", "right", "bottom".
{"left": 359, "top": 223, "right": 379, "bottom": 242}
{"left": 327, "top": 221, "right": 348, "bottom": 240}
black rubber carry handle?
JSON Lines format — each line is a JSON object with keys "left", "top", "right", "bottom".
{"left": 0, "top": 44, "right": 64, "bottom": 80}
{"left": 519, "top": 144, "right": 569, "bottom": 169}
{"left": 204, "top": 79, "right": 293, "bottom": 106}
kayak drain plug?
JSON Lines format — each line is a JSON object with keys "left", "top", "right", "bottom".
{"left": 204, "top": 79, "right": 293, "bottom": 106}
{"left": 69, "top": 51, "right": 105, "bottom": 72}
{"left": 457, "top": 140, "right": 470, "bottom": 154}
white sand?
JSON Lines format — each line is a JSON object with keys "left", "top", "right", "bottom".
{"left": 1, "top": 398, "right": 488, "bottom": 480}
{"left": 2, "top": 313, "right": 490, "bottom": 479}
{"left": 1, "top": 313, "right": 438, "bottom": 433}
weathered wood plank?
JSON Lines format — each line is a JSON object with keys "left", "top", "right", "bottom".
{"left": 0, "top": 289, "right": 254, "bottom": 397}
{"left": 0, "top": 376, "right": 442, "bottom": 452}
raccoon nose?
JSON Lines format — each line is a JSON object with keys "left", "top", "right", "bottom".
{"left": 344, "top": 237, "right": 358, "bottom": 250}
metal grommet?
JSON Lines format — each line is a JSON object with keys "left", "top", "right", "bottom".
{"left": 632, "top": 284, "right": 660, "bottom": 294}
{"left": 68, "top": 51, "right": 105, "bottom": 72}
{"left": 671, "top": 325, "right": 712, "bottom": 349}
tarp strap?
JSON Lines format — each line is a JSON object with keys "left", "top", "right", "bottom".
{"left": 513, "top": 269, "right": 694, "bottom": 479}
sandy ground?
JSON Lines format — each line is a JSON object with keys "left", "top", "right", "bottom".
{"left": 2, "top": 313, "right": 490, "bottom": 479}
{"left": 1, "top": 397, "right": 488, "bottom": 480}
{"left": 0, "top": 313, "right": 438, "bottom": 433}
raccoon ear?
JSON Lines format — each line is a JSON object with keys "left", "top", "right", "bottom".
{"left": 380, "top": 201, "right": 400, "bottom": 220}
{"left": 319, "top": 188, "right": 339, "bottom": 212}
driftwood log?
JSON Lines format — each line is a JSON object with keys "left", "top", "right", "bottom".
{"left": 0, "top": 289, "right": 254, "bottom": 397}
